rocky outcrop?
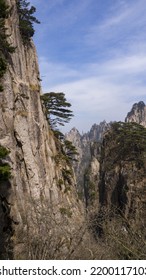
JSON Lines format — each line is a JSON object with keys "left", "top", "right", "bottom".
{"left": 98, "top": 122, "right": 146, "bottom": 229}
{"left": 85, "top": 121, "right": 110, "bottom": 142}
{"left": 66, "top": 127, "right": 91, "bottom": 195}
{"left": 125, "top": 101, "right": 146, "bottom": 127}
{"left": 84, "top": 142, "right": 100, "bottom": 209}
{"left": 93, "top": 121, "right": 146, "bottom": 259}
{"left": 0, "top": 0, "right": 84, "bottom": 259}
{"left": 66, "top": 121, "right": 109, "bottom": 196}
{"left": 68, "top": 104, "right": 146, "bottom": 259}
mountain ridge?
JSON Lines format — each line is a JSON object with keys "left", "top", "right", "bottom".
{"left": 66, "top": 100, "right": 146, "bottom": 203}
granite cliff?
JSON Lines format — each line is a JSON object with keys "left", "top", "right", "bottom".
{"left": 96, "top": 120, "right": 146, "bottom": 258}
{"left": 0, "top": 0, "right": 84, "bottom": 259}
{"left": 67, "top": 102, "right": 146, "bottom": 212}
{"left": 66, "top": 121, "right": 109, "bottom": 197}
{"left": 125, "top": 101, "right": 146, "bottom": 127}
{"left": 1, "top": 0, "right": 146, "bottom": 260}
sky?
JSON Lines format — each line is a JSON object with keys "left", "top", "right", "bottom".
{"left": 29, "top": 0, "right": 146, "bottom": 133}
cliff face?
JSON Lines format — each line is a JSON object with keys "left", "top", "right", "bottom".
{"left": 98, "top": 122, "right": 146, "bottom": 230}
{"left": 84, "top": 142, "right": 100, "bottom": 209}
{"left": 0, "top": 0, "right": 84, "bottom": 259}
{"left": 125, "top": 101, "right": 146, "bottom": 127}
{"left": 66, "top": 127, "right": 91, "bottom": 195}
{"left": 66, "top": 121, "right": 109, "bottom": 196}
{"left": 66, "top": 102, "right": 146, "bottom": 259}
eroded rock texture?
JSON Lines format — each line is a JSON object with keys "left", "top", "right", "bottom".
{"left": 84, "top": 142, "right": 100, "bottom": 209}
{"left": 98, "top": 122, "right": 146, "bottom": 229}
{"left": 66, "top": 121, "right": 109, "bottom": 195}
{"left": 0, "top": 0, "right": 84, "bottom": 259}
{"left": 125, "top": 101, "right": 146, "bottom": 127}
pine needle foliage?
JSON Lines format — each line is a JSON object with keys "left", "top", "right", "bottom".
{"left": 63, "top": 139, "right": 78, "bottom": 162}
{"left": 102, "top": 122, "right": 146, "bottom": 169}
{"left": 0, "top": 57, "right": 7, "bottom": 78}
{"left": 16, "top": 0, "right": 40, "bottom": 43}
{"left": 41, "top": 92, "right": 78, "bottom": 163}
{"left": 0, "top": 0, "right": 15, "bottom": 91}
{"left": 0, "top": 145, "right": 11, "bottom": 181}
{"left": 0, "top": 0, "right": 9, "bottom": 19}
{"left": 0, "top": 0, "right": 15, "bottom": 54}
{"left": 41, "top": 92, "right": 74, "bottom": 128}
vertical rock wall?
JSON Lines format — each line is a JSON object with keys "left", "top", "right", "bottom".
{"left": 0, "top": 0, "right": 84, "bottom": 259}
{"left": 98, "top": 122, "right": 146, "bottom": 231}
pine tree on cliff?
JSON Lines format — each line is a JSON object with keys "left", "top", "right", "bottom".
{"left": 41, "top": 92, "right": 77, "bottom": 162}
{"left": 0, "top": 146, "right": 11, "bottom": 181}
{"left": 41, "top": 92, "right": 74, "bottom": 128}
{"left": 0, "top": 0, "right": 15, "bottom": 91}
{"left": 16, "top": 0, "right": 40, "bottom": 43}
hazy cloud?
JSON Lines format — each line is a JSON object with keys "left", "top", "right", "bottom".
{"left": 30, "top": 0, "right": 146, "bottom": 132}
{"left": 40, "top": 51, "right": 146, "bottom": 132}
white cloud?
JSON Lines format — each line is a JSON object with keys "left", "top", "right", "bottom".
{"left": 85, "top": 0, "right": 146, "bottom": 49}
{"left": 30, "top": 0, "right": 146, "bottom": 132}
{"left": 40, "top": 52, "right": 146, "bottom": 132}
{"left": 39, "top": 57, "right": 83, "bottom": 89}
{"left": 100, "top": 54, "right": 146, "bottom": 75}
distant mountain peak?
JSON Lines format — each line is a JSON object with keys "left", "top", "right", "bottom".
{"left": 132, "top": 101, "right": 145, "bottom": 110}
{"left": 125, "top": 101, "right": 146, "bottom": 127}
{"left": 70, "top": 127, "right": 80, "bottom": 133}
{"left": 66, "top": 127, "right": 81, "bottom": 139}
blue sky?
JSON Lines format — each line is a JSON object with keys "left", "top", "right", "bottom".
{"left": 29, "top": 0, "right": 146, "bottom": 132}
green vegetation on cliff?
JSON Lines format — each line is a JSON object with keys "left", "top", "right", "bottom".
{"left": 41, "top": 92, "right": 74, "bottom": 128}
{"left": 102, "top": 121, "right": 146, "bottom": 169}
{"left": 41, "top": 92, "right": 78, "bottom": 164}
{"left": 0, "top": 146, "right": 11, "bottom": 181}
{"left": 16, "top": 0, "right": 40, "bottom": 43}
{"left": 96, "top": 121, "right": 146, "bottom": 259}
{"left": 0, "top": 0, "right": 15, "bottom": 91}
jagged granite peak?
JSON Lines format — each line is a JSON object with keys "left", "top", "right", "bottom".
{"left": 66, "top": 121, "right": 109, "bottom": 194}
{"left": 67, "top": 120, "right": 109, "bottom": 144}
{"left": 69, "top": 127, "right": 81, "bottom": 134}
{"left": 85, "top": 121, "right": 110, "bottom": 142}
{"left": 125, "top": 101, "right": 146, "bottom": 127}
{"left": 66, "top": 127, "right": 81, "bottom": 145}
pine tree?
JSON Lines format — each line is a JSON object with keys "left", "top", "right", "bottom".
{"left": 0, "top": 0, "right": 15, "bottom": 91}
{"left": 104, "top": 121, "right": 146, "bottom": 166}
{"left": 16, "top": 0, "right": 40, "bottom": 43}
{"left": 0, "top": 0, "right": 15, "bottom": 54}
{"left": 63, "top": 140, "right": 78, "bottom": 161}
{"left": 0, "top": 146, "right": 11, "bottom": 181}
{"left": 41, "top": 92, "right": 74, "bottom": 128}
{"left": 41, "top": 92, "right": 78, "bottom": 162}
{"left": 0, "top": 0, "right": 9, "bottom": 19}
